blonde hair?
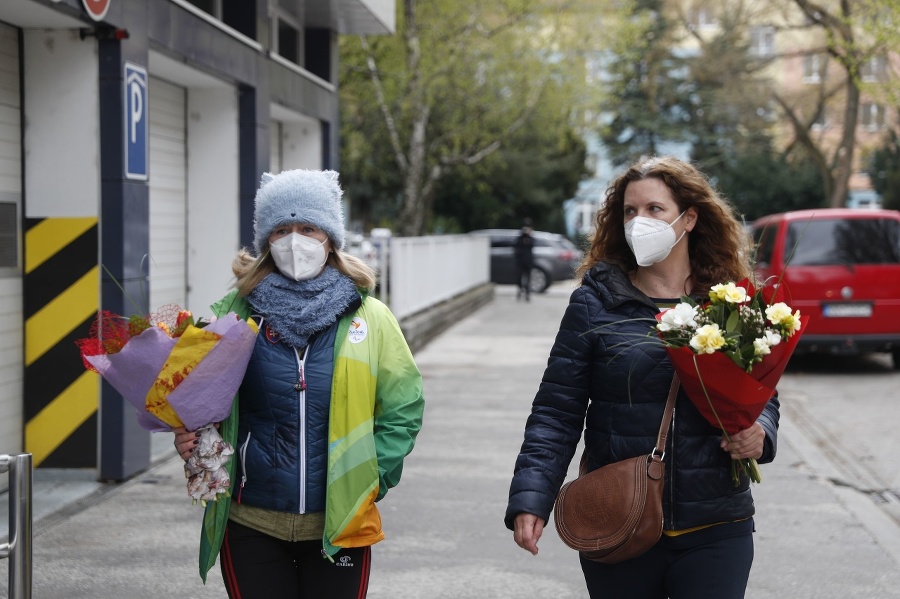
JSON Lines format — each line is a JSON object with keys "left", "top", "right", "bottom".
{"left": 232, "top": 246, "right": 377, "bottom": 296}
{"left": 577, "top": 156, "right": 752, "bottom": 291}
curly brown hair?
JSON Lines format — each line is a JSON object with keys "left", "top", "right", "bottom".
{"left": 577, "top": 156, "right": 753, "bottom": 291}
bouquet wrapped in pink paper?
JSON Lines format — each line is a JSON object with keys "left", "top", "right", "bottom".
{"left": 655, "top": 279, "right": 806, "bottom": 484}
{"left": 76, "top": 306, "right": 258, "bottom": 504}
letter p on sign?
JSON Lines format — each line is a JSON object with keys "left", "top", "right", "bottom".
{"left": 124, "top": 62, "right": 148, "bottom": 181}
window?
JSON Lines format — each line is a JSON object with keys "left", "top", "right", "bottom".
{"left": 803, "top": 54, "right": 827, "bottom": 83}
{"left": 688, "top": 7, "right": 718, "bottom": 29}
{"left": 271, "top": 7, "right": 303, "bottom": 66}
{"left": 860, "top": 102, "right": 886, "bottom": 130}
{"left": 490, "top": 236, "right": 515, "bottom": 249}
{"left": 278, "top": 20, "right": 300, "bottom": 63}
{"left": 786, "top": 219, "right": 900, "bottom": 265}
{"left": 184, "top": 0, "right": 255, "bottom": 39}
{"left": 860, "top": 56, "right": 886, "bottom": 82}
{"left": 187, "top": 0, "right": 218, "bottom": 15}
{"left": 749, "top": 26, "right": 775, "bottom": 58}
{"left": 753, "top": 225, "right": 775, "bottom": 267}
{"left": 811, "top": 106, "right": 828, "bottom": 129}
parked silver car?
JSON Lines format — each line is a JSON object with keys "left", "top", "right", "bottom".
{"left": 470, "top": 229, "right": 584, "bottom": 293}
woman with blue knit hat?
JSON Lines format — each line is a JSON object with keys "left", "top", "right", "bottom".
{"left": 173, "top": 169, "right": 425, "bottom": 598}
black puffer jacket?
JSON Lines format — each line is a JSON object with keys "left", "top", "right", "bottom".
{"left": 505, "top": 261, "right": 779, "bottom": 531}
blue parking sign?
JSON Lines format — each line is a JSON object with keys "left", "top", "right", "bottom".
{"left": 124, "top": 62, "right": 148, "bottom": 180}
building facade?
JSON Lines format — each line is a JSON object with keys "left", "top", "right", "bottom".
{"left": 0, "top": 0, "right": 394, "bottom": 486}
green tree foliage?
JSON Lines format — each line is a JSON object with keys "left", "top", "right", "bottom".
{"left": 868, "top": 131, "right": 900, "bottom": 210}
{"left": 675, "top": 3, "right": 824, "bottom": 219}
{"left": 339, "top": 0, "right": 598, "bottom": 236}
{"left": 775, "top": 0, "right": 900, "bottom": 207}
{"left": 681, "top": 7, "right": 773, "bottom": 170}
{"left": 432, "top": 126, "right": 588, "bottom": 233}
{"left": 599, "top": 0, "right": 829, "bottom": 218}
{"left": 704, "top": 149, "right": 826, "bottom": 221}
{"left": 598, "top": 0, "right": 692, "bottom": 168}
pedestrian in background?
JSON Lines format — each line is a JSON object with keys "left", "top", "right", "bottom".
{"left": 505, "top": 156, "right": 779, "bottom": 598}
{"left": 174, "top": 169, "right": 425, "bottom": 599}
{"left": 514, "top": 218, "right": 535, "bottom": 301}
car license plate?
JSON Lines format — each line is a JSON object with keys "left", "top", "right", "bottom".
{"left": 822, "top": 303, "right": 872, "bottom": 318}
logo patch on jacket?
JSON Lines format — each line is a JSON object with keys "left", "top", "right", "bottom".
{"left": 348, "top": 317, "right": 368, "bottom": 344}
{"left": 265, "top": 324, "right": 281, "bottom": 344}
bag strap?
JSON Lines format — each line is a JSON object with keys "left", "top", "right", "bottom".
{"left": 577, "top": 375, "right": 680, "bottom": 476}
{"left": 653, "top": 375, "right": 680, "bottom": 459}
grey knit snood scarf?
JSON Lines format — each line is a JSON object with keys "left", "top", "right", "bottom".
{"left": 247, "top": 266, "right": 359, "bottom": 348}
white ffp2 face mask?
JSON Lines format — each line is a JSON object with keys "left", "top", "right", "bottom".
{"left": 624, "top": 212, "right": 687, "bottom": 266}
{"left": 269, "top": 233, "right": 328, "bottom": 281}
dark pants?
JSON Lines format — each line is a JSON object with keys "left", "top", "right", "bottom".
{"left": 220, "top": 520, "right": 371, "bottom": 599}
{"left": 517, "top": 263, "right": 532, "bottom": 297}
{"left": 580, "top": 519, "right": 754, "bottom": 599}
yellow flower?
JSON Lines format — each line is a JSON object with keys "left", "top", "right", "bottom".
{"left": 690, "top": 324, "right": 727, "bottom": 354}
{"left": 784, "top": 310, "right": 802, "bottom": 335}
{"left": 709, "top": 282, "right": 748, "bottom": 304}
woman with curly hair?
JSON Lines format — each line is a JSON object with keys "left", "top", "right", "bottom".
{"left": 506, "top": 156, "right": 778, "bottom": 598}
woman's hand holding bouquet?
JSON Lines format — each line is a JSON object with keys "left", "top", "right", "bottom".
{"left": 76, "top": 305, "right": 258, "bottom": 505}
{"left": 655, "top": 279, "right": 806, "bottom": 484}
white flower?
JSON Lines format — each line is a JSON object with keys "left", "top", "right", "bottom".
{"left": 658, "top": 303, "right": 699, "bottom": 332}
{"left": 753, "top": 337, "right": 772, "bottom": 356}
{"left": 752, "top": 330, "right": 782, "bottom": 357}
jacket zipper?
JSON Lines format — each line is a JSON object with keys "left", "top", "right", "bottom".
{"left": 237, "top": 433, "right": 251, "bottom": 504}
{"left": 294, "top": 346, "right": 308, "bottom": 514}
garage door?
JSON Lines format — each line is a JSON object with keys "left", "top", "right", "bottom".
{"left": 0, "top": 20, "right": 22, "bottom": 463}
{"left": 148, "top": 76, "right": 187, "bottom": 311}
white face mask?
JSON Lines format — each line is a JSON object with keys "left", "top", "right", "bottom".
{"left": 269, "top": 233, "right": 328, "bottom": 281}
{"left": 624, "top": 212, "right": 687, "bottom": 266}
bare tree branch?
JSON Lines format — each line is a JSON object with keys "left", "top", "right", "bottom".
{"left": 359, "top": 35, "right": 408, "bottom": 172}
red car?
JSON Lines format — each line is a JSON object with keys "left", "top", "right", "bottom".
{"left": 750, "top": 208, "right": 900, "bottom": 368}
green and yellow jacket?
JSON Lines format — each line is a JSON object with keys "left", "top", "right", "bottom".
{"left": 198, "top": 288, "right": 424, "bottom": 582}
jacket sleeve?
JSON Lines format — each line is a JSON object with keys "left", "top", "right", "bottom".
{"left": 505, "top": 287, "right": 596, "bottom": 529}
{"left": 372, "top": 304, "right": 425, "bottom": 501}
{"left": 756, "top": 392, "right": 780, "bottom": 464}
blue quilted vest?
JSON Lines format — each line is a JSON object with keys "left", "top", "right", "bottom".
{"left": 233, "top": 317, "right": 337, "bottom": 513}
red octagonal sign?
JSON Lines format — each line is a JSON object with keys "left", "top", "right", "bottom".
{"left": 83, "top": 0, "right": 111, "bottom": 21}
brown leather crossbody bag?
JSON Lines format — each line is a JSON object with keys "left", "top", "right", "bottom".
{"left": 553, "top": 376, "right": 679, "bottom": 564}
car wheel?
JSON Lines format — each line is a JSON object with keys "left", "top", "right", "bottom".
{"left": 893, "top": 348, "right": 900, "bottom": 370}
{"left": 529, "top": 267, "right": 551, "bottom": 293}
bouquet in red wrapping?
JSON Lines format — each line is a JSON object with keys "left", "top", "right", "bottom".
{"left": 76, "top": 305, "right": 258, "bottom": 505}
{"left": 655, "top": 279, "right": 806, "bottom": 484}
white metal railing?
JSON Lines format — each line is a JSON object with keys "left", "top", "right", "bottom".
{"left": 0, "top": 453, "right": 32, "bottom": 599}
{"left": 386, "top": 235, "right": 490, "bottom": 321}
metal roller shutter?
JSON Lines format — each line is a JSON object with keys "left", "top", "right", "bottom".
{"left": 148, "top": 76, "right": 187, "bottom": 311}
{"left": 0, "top": 21, "right": 22, "bottom": 463}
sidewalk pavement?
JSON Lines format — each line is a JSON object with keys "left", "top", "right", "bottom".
{"left": 3, "top": 282, "right": 900, "bottom": 598}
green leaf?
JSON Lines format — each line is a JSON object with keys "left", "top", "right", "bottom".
{"left": 725, "top": 308, "right": 740, "bottom": 333}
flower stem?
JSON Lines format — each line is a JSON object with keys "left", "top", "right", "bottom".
{"left": 731, "top": 457, "right": 762, "bottom": 485}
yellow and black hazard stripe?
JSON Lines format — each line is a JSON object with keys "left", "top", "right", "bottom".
{"left": 23, "top": 217, "right": 99, "bottom": 468}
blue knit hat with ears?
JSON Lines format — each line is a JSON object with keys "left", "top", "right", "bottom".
{"left": 252, "top": 169, "right": 346, "bottom": 254}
